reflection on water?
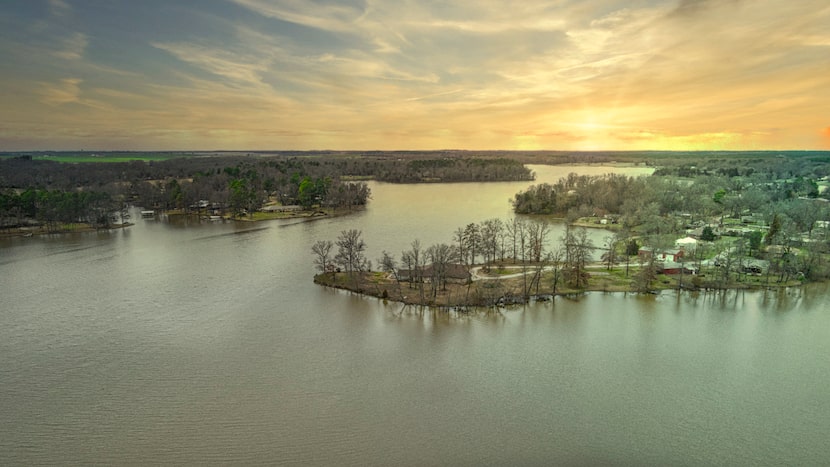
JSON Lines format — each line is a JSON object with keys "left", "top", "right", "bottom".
{"left": 1, "top": 165, "right": 829, "bottom": 465}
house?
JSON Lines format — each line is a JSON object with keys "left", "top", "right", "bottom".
{"left": 675, "top": 237, "right": 697, "bottom": 251}
{"left": 261, "top": 204, "right": 302, "bottom": 213}
{"left": 639, "top": 247, "right": 685, "bottom": 263}
{"left": 396, "top": 263, "right": 471, "bottom": 284}
{"left": 659, "top": 260, "right": 697, "bottom": 275}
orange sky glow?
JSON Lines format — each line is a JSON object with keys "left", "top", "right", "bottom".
{"left": 1, "top": 0, "right": 828, "bottom": 151}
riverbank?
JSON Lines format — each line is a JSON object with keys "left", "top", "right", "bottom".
{"left": 0, "top": 222, "right": 133, "bottom": 238}
{"left": 314, "top": 264, "right": 804, "bottom": 308}
{"left": 232, "top": 206, "right": 364, "bottom": 222}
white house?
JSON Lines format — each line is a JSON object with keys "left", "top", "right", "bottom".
{"left": 675, "top": 236, "right": 698, "bottom": 250}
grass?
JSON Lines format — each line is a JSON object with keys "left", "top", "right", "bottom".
{"left": 31, "top": 152, "right": 188, "bottom": 163}
{"left": 314, "top": 258, "right": 814, "bottom": 309}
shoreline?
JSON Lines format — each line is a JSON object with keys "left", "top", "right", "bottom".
{"left": 314, "top": 266, "right": 805, "bottom": 309}
{"left": 1, "top": 206, "right": 364, "bottom": 238}
{"left": 0, "top": 222, "right": 133, "bottom": 238}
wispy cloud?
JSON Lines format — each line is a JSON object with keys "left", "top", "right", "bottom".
{"left": 48, "top": 0, "right": 72, "bottom": 17}
{"left": 2, "top": 0, "right": 829, "bottom": 150}
{"left": 53, "top": 32, "right": 88, "bottom": 60}
{"left": 230, "top": 0, "right": 362, "bottom": 32}
{"left": 38, "top": 78, "right": 83, "bottom": 105}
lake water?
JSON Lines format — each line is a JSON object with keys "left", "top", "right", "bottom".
{"left": 2, "top": 165, "right": 829, "bottom": 465}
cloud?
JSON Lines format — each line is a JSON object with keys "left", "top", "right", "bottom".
{"left": 3, "top": 0, "right": 830, "bottom": 150}
{"left": 48, "top": 0, "right": 72, "bottom": 17}
{"left": 38, "top": 78, "right": 83, "bottom": 105}
{"left": 230, "top": 0, "right": 362, "bottom": 33}
{"left": 53, "top": 32, "right": 88, "bottom": 60}
{"left": 151, "top": 41, "right": 271, "bottom": 87}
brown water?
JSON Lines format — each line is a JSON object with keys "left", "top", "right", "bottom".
{"left": 2, "top": 165, "right": 829, "bottom": 465}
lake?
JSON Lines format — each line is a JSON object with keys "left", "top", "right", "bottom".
{"left": 2, "top": 164, "right": 829, "bottom": 465}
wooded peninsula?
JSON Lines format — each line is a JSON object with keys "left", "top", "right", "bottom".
{"left": 1, "top": 151, "right": 531, "bottom": 234}
{"left": 308, "top": 151, "right": 830, "bottom": 306}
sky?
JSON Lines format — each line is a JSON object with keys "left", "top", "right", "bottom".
{"left": 1, "top": 0, "right": 829, "bottom": 151}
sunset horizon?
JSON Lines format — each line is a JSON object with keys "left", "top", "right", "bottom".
{"left": 2, "top": 0, "right": 829, "bottom": 151}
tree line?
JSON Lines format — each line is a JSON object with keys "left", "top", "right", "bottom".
{"left": 1, "top": 153, "right": 531, "bottom": 227}
{"left": 0, "top": 188, "right": 128, "bottom": 231}
{"left": 513, "top": 171, "right": 830, "bottom": 238}
{"left": 312, "top": 217, "right": 607, "bottom": 306}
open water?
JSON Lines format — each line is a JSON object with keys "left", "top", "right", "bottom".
{"left": 2, "top": 165, "right": 829, "bottom": 465}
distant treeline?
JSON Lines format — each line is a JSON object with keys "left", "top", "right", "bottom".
{"left": 0, "top": 153, "right": 530, "bottom": 227}
{"left": 0, "top": 188, "right": 127, "bottom": 231}
{"left": 0, "top": 153, "right": 532, "bottom": 188}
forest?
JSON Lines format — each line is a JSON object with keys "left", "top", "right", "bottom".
{"left": 0, "top": 153, "right": 530, "bottom": 231}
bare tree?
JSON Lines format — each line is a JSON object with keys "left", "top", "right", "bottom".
{"left": 462, "top": 223, "right": 480, "bottom": 265}
{"left": 335, "top": 229, "right": 368, "bottom": 275}
{"left": 425, "top": 243, "right": 458, "bottom": 298}
{"left": 378, "top": 250, "right": 398, "bottom": 280}
{"left": 527, "top": 220, "right": 549, "bottom": 263}
{"left": 563, "top": 226, "right": 593, "bottom": 289}
{"left": 548, "top": 247, "right": 564, "bottom": 295}
{"left": 401, "top": 239, "right": 425, "bottom": 300}
{"left": 311, "top": 240, "right": 334, "bottom": 276}
{"left": 453, "top": 227, "right": 466, "bottom": 265}
{"left": 600, "top": 234, "right": 619, "bottom": 271}
{"left": 479, "top": 218, "right": 503, "bottom": 267}
{"left": 506, "top": 218, "right": 520, "bottom": 261}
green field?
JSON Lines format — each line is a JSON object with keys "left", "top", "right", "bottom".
{"left": 27, "top": 152, "right": 190, "bottom": 163}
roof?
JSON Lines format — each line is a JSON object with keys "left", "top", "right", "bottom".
{"left": 675, "top": 236, "right": 698, "bottom": 245}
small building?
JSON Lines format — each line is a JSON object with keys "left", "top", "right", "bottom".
{"left": 261, "top": 204, "right": 302, "bottom": 213}
{"left": 639, "top": 247, "right": 685, "bottom": 263}
{"left": 675, "top": 236, "right": 698, "bottom": 251}
{"left": 397, "top": 263, "right": 471, "bottom": 284}
{"left": 659, "top": 260, "right": 697, "bottom": 275}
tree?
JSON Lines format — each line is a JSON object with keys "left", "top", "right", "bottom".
{"left": 334, "top": 229, "right": 368, "bottom": 276}
{"left": 547, "top": 248, "right": 564, "bottom": 295}
{"left": 453, "top": 227, "right": 466, "bottom": 265}
{"left": 633, "top": 249, "right": 658, "bottom": 293}
{"left": 462, "top": 223, "right": 480, "bottom": 265}
{"left": 766, "top": 213, "right": 781, "bottom": 245}
{"left": 401, "top": 240, "right": 424, "bottom": 299}
{"left": 425, "top": 243, "right": 458, "bottom": 298}
{"left": 229, "top": 178, "right": 256, "bottom": 218}
{"left": 563, "top": 226, "right": 593, "bottom": 288}
{"left": 378, "top": 250, "right": 397, "bottom": 278}
{"left": 713, "top": 189, "right": 727, "bottom": 205}
{"left": 618, "top": 232, "right": 637, "bottom": 277}
{"left": 700, "top": 226, "right": 716, "bottom": 242}
{"left": 506, "top": 218, "right": 521, "bottom": 261}
{"left": 746, "top": 230, "right": 763, "bottom": 257}
{"left": 311, "top": 240, "right": 334, "bottom": 276}
{"left": 297, "top": 177, "right": 317, "bottom": 208}
{"left": 479, "top": 218, "right": 503, "bottom": 266}
{"left": 378, "top": 250, "right": 400, "bottom": 298}
{"left": 526, "top": 220, "right": 549, "bottom": 263}
{"left": 600, "top": 234, "right": 619, "bottom": 270}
